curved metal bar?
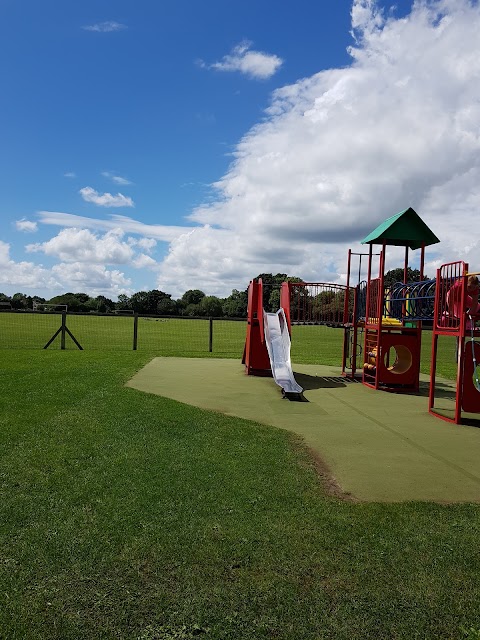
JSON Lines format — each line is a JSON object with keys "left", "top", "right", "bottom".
{"left": 386, "top": 279, "right": 436, "bottom": 321}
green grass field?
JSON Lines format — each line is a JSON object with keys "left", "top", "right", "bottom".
{"left": 0, "top": 313, "right": 245, "bottom": 355}
{"left": 1, "top": 319, "right": 480, "bottom": 638}
{"left": 0, "top": 312, "right": 459, "bottom": 379}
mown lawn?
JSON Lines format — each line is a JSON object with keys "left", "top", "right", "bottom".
{"left": 0, "top": 311, "right": 459, "bottom": 379}
{"left": 1, "top": 350, "right": 480, "bottom": 639}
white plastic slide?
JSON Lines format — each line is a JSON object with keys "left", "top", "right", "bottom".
{"left": 263, "top": 309, "right": 303, "bottom": 396}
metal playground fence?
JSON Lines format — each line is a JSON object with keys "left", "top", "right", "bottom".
{"left": 0, "top": 309, "right": 345, "bottom": 365}
{"left": 0, "top": 310, "right": 247, "bottom": 355}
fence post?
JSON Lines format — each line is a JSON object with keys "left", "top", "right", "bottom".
{"left": 61, "top": 311, "right": 67, "bottom": 350}
{"left": 209, "top": 317, "right": 213, "bottom": 352}
{"left": 133, "top": 313, "right": 138, "bottom": 350}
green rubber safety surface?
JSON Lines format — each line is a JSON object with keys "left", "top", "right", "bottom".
{"left": 127, "top": 358, "right": 480, "bottom": 503}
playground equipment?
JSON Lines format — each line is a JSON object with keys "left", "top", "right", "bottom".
{"left": 429, "top": 261, "right": 480, "bottom": 423}
{"left": 243, "top": 206, "right": 480, "bottom": 424}
{"left": 343, "top": 207, "right": 440, "bottom": 392}
{"left": 343, "top": 208, "right": 480, "bottom": 422}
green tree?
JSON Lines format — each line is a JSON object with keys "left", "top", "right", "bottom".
{"left": 93, "top": 295, "right": 115, "bottom": 313}
{"left": 199, "top": 295, "right": 223, "bottom": 317}
{"left": 128, "top": 290, "right": 172, "bottom": 314}
{"left": 48, "top": 294, "right": 76, "bottom": 310}
{"left": 184, "top": 303, "right": 201, "bottom": 316}
{"left": 116, "top": 294, "right": 131, "bottom": 311}
{"left": 223, "top": 289, "right": 248, "bottom": 317}
{"left": 147, "top": 290, "right": 174, "bottom": 315}
{"left": 312, "top": 290, "right": 346, "bottom": 323}
{"left": 11, "top": 293, "right": 28, "bottom": 309}
{"left": 128, "top": 291, "right": 148, "bottom": 313}
{"left": 253, "top": 273, "right": 286, "bottom": 312}
{"left": 31, "top": 295, "right": 46, "bottom": 309}
{"left": 176, "top": 298, "right": 187, "bottom": 315}
{"left": 49, "top": 293, "right": 92, "bottom": 312}
{"left": 251, "top": 273, "right": 305, "bottom": 312}
{"left": 157, "top": 297, "right": 178, "bottom": 315}
{"left": 269, "top": 276, "right": 305, "bottom": 312}
{"left": 384, "top": 268, "right": 428, "bottom": 288}
{"left": 182, "top": 289, "right": 205, "bottom": 306}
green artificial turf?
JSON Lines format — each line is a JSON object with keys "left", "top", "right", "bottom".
{"left": 1, "top": 351, "right": 480, "bottom": 639}
{"left": 127, "top": 358, "right": 480, "bottom": 503}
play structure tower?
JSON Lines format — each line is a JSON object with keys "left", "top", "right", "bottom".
{"left": 243, "top": 210, "right": 480, "bottom": 425}
{"left": 429, "top": 261, "right": 480, "bottom": 424}
{"left": 358, "top": 207, "right": 439, "bottom": 392}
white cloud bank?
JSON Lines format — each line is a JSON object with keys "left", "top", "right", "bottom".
{"left": 200, "top": 40, "right": 283, "bottom": 80}
{"left": 50, "top": 262, "right": 131, "bottom": 297}
{"left": 154, "top": 0, "right": 480, "bottom": 296}
{"left": 0, "top": 241, "right": 59, "bottom": 290}
{"left": 6, "top": 0, "right": 480, "bottom": 301}
{"left": 26, "top": 228, "right": 135, "bottom": 264}
{"left": 0, "top": 237, "right": 132, "bottom": 298}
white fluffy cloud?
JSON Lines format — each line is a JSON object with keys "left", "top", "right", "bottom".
{"left": 0, "top": 241, "right": 60, "bottom": 289}
{"left": 50, "top": 262, "right": 131, "bottom": 296}
{"left": 133, "top": 253, "right": 158, "bottom": 269}
{"left": 26, "top": 228, "right": 135, "bottom": 264}
{"left": 79, "top": 187, "right": 134, "bottom": 208}
{"left": 200, "top": 41, "right": 283, "bottom": 80}
{"left": 134, "top": 237, "right": 157, "bottom": 252}
{"left": 0, "top": 240, "right": 132, "bottom": 297}
{"left": 15, "top": 219, "right": 38, "bottom": 233}
{"left": 155, "top": 0, "right": 480, "bottom": 295}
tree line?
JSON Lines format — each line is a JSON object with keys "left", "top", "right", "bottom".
{"left": 0, "top": 273, "right": 302, "bottom": 317}
{"left": 0, "top": 269, "right": 427, "bottom": 317}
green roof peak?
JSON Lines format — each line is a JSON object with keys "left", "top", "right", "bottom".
{"left": 361, "top": 207, "right": 440, "bottom": 250}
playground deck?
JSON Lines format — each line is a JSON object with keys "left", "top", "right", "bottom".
{"left": 126, "top": 358, "right": 480, "bottom": 503}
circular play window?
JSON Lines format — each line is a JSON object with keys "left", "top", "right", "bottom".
{"left": 383, "top": 345, "right": 413, "bottom": 375}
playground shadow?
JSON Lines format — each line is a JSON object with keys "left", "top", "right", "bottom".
{"left": 292, "top": 375, "right": 458, "bottom": 399}
{"left": 417, "top": 381, "right": 480, "bottom": 427}
{"left": 417, "top": 380, "right": 456, "bottom": 400}
{"left": 459, "top": 416, "right": 480, "bottom": 428}
{"left": 293, "top": 372, "right": 349, "bottom": 390}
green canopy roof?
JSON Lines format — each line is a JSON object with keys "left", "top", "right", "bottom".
{"left": 361, "top": 207, "right": 440, "bottom": 250}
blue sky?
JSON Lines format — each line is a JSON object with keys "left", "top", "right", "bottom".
{"left": 1, "top": 0, "right": 479, "bottom": 300}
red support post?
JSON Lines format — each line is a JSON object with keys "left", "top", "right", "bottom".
{"left": 242, "top": 279, "right": 271, "bottom": 376}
